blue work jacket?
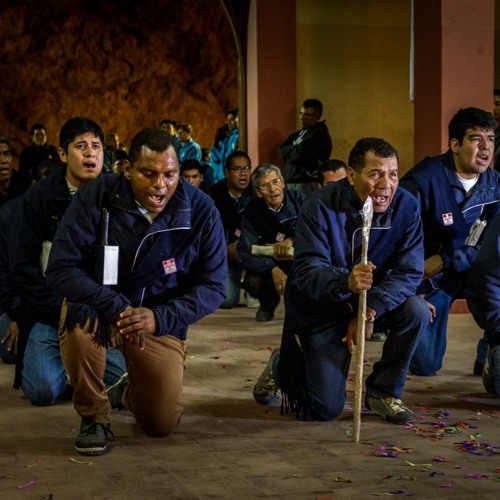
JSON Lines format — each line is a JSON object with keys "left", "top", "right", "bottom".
{"left": 46, "top": 175, "right": 227, "bottom": 342}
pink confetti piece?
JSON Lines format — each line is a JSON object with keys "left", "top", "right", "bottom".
{"left": 16, "top": 480, "right": 35, "bottom": 489}
{"left": 440, "top": 482, "right": 452, "bottom": 488}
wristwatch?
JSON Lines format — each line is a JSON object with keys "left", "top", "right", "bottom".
{"left": 365, "top": 313, "right": 375, "bottom": 323}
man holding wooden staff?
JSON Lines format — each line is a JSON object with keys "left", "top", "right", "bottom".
{"left": 254, "top": 138, "right": 429, "bottom": 425}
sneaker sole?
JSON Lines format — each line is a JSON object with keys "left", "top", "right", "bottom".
{"left": 253, "top": 392, "right": 280, "bottom": 405}
{"left": 76, "top": 445, "right": 107, "bottom": 456}
{"left": 383, "top": 414, "right": 416, "bottom": 424}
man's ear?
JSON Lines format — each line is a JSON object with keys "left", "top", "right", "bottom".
{"left": 346, "top": 166, "right": 356, "bottom": 186}
{"left": 450, "top": 138, "right": 460, "bottom": 154}
{"left": 123, "top": 162, "right": 132, "bottom": 180}
{"left": 58, "top": 147, "right": 67, "bottom": 163}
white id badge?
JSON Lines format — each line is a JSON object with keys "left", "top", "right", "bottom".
{"left": 465, "top": 219, "right": 487, "bottom": 246}
{"left": 96, "top": 245, "right": 119, "bottom": 285}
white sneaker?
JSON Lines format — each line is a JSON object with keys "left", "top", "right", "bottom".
{"left": 245, "top": 293, "right": 260, "bottom": 309}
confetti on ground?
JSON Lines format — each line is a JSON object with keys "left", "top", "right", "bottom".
{"left": 464, "top": 473, "right": 492, "bottom": 479}
{"left": 334, "top": 476, "right": 352, "bottom": 483}
{"left": 16, "top": 480, "right": 35, "bottom": 489}
{"left": 405, "top": 461, "right": 432, "bottom": 468}
{"left": 456, "top": 440, "right": 500, "bottom": 456}
{"left": 363, "top": 443, "right": 413, "bottom": 459}
{"left": 440, "top": 482, "right": 452, "bottom": 488}
{"left": 69, "top": 457, "right": 93, "bottom": 465}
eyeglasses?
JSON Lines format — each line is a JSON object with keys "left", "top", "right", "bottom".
{"left": 228, "top": 165, "right": 251, "bottom": 173}
{"left": 258, "top": 177, "right": 283, "bottom": 192}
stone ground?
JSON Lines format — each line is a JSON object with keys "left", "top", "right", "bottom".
{"left": 1, "top": 302, "right": 499, "bottom": 499}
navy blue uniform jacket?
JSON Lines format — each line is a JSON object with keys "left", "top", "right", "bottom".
{"left": 400, "top": 150, "right": 500, "bottom": 294}
{"left": 46, "top": 175, "right": 227, "bottom": 343}
{"left": 284, "top": 178, "right": 424, "bottom": 335}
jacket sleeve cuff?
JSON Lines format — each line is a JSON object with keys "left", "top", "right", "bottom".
{"left": 439, "top": 252, "right": 451, "bottom": 269}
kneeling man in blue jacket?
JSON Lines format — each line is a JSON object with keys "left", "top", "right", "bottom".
{"left": 46, "top": 128, "right": 227, "bottom": 456}
{"left": 254, "top": 138, "right": 430, "bottom": 425}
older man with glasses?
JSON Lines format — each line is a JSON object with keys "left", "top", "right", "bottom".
{"left": 237, "top": 164, "right": 305, "bottom": 321}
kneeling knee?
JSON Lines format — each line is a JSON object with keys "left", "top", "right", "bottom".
{"left": 141, "top": 411, "right": 183, "bottom": 437}
{"left": 311, "top": 400, "right": 344, "bottom": 422}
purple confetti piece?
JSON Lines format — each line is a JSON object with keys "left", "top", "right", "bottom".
{"left": 16, "top": 480, "right": 35, "bottom": 489}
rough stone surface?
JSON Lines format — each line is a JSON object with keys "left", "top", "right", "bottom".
{"left": 0, "top": 0, "right": 238, "bottom": 160}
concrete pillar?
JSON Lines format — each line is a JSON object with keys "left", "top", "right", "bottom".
{"left": 246, "top": 0, "right": 296, "bottom": 167}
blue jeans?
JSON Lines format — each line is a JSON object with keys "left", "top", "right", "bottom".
{"left": 22, "top": 322, "right": 126, "bottom": 406}
{"left": 293, "top": 296, "right": 428, "bottom": 421}
{"left": 409, "top": 288, "right": 452, "bottom": 376}
{"left": 219, "top": 261, "right": 241, "bottom": 309}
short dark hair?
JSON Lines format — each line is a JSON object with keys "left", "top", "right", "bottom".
{"left": 177, "top": 123, "right": 193, "bottom": 134}
{"left": 448, "top": 107, "right": 497, "bottom": 145}
{"left": 30, "top": 123, "right": 46, "bottom": 135}
{"left": 227, "top": 108, "right": 238, "bottom": 117}
{"left": 225, "top": 150, "right": 251, "bottom": 170}
{"left": 302, "top": 98, "right": 323, "bottom": 116}
{"left": 348, "top": 138, "right": 399, "bottom": 173}
{"left": 181, "top": 159, "right": 203, "bottom": 173}
{"left": 160, "top": 119, "right": 177, "bottom": 127}
{"left": 318, "top": 159, "right": 347, "bottom": 183}
{"left": 128, "top": 128, "right": 178, "bottom": 166}
{"left": 0, "top": 136, "right": 11, "bottom": 148}
{"left": 59, "top": 117, "right": 104, "bottom": 153}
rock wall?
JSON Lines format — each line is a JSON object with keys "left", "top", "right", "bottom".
{"left": 0, "top": 0, "right": 238, "bottom": 162}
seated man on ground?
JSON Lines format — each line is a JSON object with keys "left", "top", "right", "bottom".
{"left": 254, "top": 138, "right": 429, "bottom": 425}
{"left": 237, "top": 164, "right": 305, "bottom": 322}
{"left": 181, "top": 159, "right": 210, "bottom": 193}
{"left": 316, "top": 159, "right": 347, "bottom": 188}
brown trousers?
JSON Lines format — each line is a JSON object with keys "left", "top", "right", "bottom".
{"left": 59, "top": 302, "right": 186, "bottom": 437}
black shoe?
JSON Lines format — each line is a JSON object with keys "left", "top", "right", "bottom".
{"left": 473, "top": 360, "right": 484, "bottom": 376}
{"left": 106, "top": 372, "right": 128, "bottom": 410}
{"left": 75, "top": 420, "right": 114, "bottom": 456}
{"left": 0, "top": 351, "right": 16, "bottom": 364}
{"left": 256, "top": 308, "right": 274, "bottom": 322}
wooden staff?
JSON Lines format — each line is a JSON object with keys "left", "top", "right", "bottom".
{"left": 353, "top": 196, "right": 373, "bottom": 443}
